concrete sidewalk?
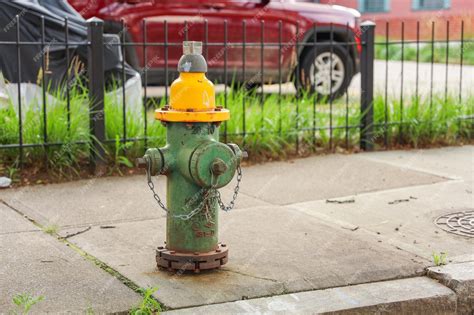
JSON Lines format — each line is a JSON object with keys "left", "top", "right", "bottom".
{"left": 0, "top": 145, "right": 472, "bottom": 313}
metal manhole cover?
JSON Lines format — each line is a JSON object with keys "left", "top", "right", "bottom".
{"left": 435, "top": 209, "right": 474, "bottom": 238}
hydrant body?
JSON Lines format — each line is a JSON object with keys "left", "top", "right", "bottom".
{"left": 141, "top": 42, "right": 242, "bottom": 272}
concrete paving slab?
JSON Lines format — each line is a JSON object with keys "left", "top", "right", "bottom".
{"left": 0, "top": 203, "right": 39, "bottom": 234}
{"left": 290, "top": 179, "right": 474, "bottom": 263}
{"left": 359, "top": 145, "right": 474, "bottom": 181}
{"left": 0, "top": 208, "right": 141, "bottom": 313}
{"left": 0, "top": 174, "right": 267, "bottom": 228}
{"left": 239, "top": 154, "right": 444, "bottom": 205}
{"left": 163, "top": 277, "right": 456, "bottom": 315}
{"left": 428, "top": 262, "right": 474, "bottom": 314}
{"left": 67, "top": 205, "right": 426, "bottom": 310}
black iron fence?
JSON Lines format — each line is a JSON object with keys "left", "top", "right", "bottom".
{"left": 0, "top": 17, "right": 472, "bottom": 176}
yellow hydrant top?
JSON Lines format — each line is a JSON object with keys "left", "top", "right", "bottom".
{"left": 155, "top": 41, "right": 230, "bottom": 123}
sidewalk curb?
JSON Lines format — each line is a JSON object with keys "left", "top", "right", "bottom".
{"left": 428, "top": 262, "right": 474, "bottom": 315}
{"left": 163, "top": 276, "right": 457, "bottom": 314}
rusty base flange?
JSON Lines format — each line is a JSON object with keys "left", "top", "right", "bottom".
{"left": 156, "top": 243, "right": 228, "bottom": 273}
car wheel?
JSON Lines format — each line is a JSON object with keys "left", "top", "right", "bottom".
{"left": 299, "top": 42, "right": 353, "bottom": 100}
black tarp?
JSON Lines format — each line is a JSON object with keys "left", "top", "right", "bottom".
{"left": 0, "top": 0, "right": 136, "bottom": 90}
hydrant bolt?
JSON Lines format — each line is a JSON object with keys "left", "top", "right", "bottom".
{"left": 211, "top": 158, "right": 228, "bottom": 176}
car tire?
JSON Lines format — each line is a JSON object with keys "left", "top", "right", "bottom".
{"left": 103, "top": 20, "right": 140, "bottom": 70}
{"left": 298, "top": 42, "right": 353, "bottom": 101}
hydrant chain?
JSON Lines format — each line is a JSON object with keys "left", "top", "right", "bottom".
{"left": 146, "top": 155, "right": 215, "bottom": 220}
{"left": 146, "top": 155, "right": 242, "bottom": 218}
{"left": 146, "top": 155, "right": 169, "bottom": 213}
{"left": 215, "top": 165, "right": 243, "bottom": 212}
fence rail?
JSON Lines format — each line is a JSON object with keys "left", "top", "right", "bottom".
{"left": 0, "top": 16, "right": 472, "bottom": 176}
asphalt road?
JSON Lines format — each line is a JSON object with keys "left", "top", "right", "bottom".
{"left": 349, "top": 60, "right": 473, "bottom": 99}
{"left": 145, "top": 60, "right": 473, "bottom": 100}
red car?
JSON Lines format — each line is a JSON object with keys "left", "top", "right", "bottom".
{"left": 69, "top": 0, "right": 361, "bottom": 99}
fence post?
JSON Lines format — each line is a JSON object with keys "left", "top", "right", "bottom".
{"left": 87, "top": 18, "right": 106, "bottom": 174}
{"left": 360, "top": 21, "right": 376, "bottom": 151}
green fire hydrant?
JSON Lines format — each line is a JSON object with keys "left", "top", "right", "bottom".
{"left": 137, "top": 41, "right": 244, "bottom": 273}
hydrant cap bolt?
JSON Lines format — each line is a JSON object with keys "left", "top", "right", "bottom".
{"left": 183, "top": 41, "right": 202, "bottom": 55}
{"left": 211, "top": 158, "right": 228, "bottom": 176}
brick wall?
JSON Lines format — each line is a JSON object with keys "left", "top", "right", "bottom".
{"left": 318, "top": 0, "right": 473, "bottom": 39}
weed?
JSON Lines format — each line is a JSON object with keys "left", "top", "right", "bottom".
{"left": 432, "top": 251, "right": 448, "bottom": 266}
{"left": 112, "top": 135, "right": 134, "bottom": 175}
{"left": 130, "top": 287, "right": 161, "bottom": 315}
{"left": 43, "top": 224, "right": 59, "bottom": 235}
{"left": 6, "top": 165, "right": 18, "bottom": 180}
{"left": 11, "top": 293, "right": 44, "bottom": 315}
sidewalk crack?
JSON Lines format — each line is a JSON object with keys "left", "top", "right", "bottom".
{"left": 62, "top": 226, "right": 92, "bottom": 239}
{"left": 223, "top": 269, "right": 279, "bottom": 283}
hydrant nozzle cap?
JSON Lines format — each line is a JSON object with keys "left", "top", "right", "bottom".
{"left": 183, "top": 41, "right": 202, "bottom": 55}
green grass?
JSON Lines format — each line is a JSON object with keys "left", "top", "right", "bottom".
{"left": 375, "top": 40, "right": 474, "bottom": 65}
{"left": 0, "top": 85, "right": 472, "bottom": 180}
{"left": 373, "top": 93, "right": 473, "bottom": 147}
